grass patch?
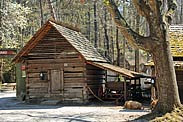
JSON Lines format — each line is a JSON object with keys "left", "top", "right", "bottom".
{"left": 134, "top": 106, "right": 183, "bottom": 122}
{"left": 151, "top": 107, "right": 183, "bottom": 122}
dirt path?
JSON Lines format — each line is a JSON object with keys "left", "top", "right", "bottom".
{"left": 0, "top": 91, "right": 150, "bottom": 122}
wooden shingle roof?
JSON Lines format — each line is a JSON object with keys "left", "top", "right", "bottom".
{"left": 50, "top": 21, "right": 107, "bottom": 62}
{"left": 13, "top": 20, "right": 150, "bottom": 79}
{"left": 13, "top": 20, "right": 107, "bottom": 63}
{"left": 169, "top": 25, "right": 183, "bottom": 57}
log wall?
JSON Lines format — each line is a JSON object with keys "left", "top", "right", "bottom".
{"left": 24, "top": 27, "right": 88, "bottom": 103}
{"left": 85, "top": 64, "right": 105, "bottom": 100}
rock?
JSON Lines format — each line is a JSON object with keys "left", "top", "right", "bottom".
{"left": 124, "top": 100, "right": 142, "bottom": 110}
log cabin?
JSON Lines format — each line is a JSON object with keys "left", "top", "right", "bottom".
{"left": 13, "top": 20, "right": 147, "bottom": 104}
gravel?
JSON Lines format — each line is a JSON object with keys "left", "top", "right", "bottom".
{"left": 0, "top": 91, "right": 150, "bottom": 122}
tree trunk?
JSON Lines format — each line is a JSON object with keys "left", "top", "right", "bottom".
{"left": 104, "top": 0, "right": 181, "bottom": 113}
{"left": 116, "top": 28, "right": 120, "bottom": 66}
{"left": 181, "top": 0, "right": 183, "bottom": 24}
{"left": 104, "top": 8, "right": 110, "bottom": 55}
{"left": 87, "top": 9, "right": 91, "bottom": 41}
{"left": 153, "top": 38, "right": 181, "bottom": 113}
{"left": 135, "top": 15, "right": 140, "bottom": 72}
{"left": 39, "top": 0, "right": 44, "bottom": 26}
{"left": 121, "top": 0, "right": 126, "bottom": 68}
{"left": 0, "top": 0, "right": 2, "bottom": 43}
{"left": 47, "top": 0, "right": 56, "bottom": 20}
{"left": 94, "top": 0, "right": 98, "bottom": 48}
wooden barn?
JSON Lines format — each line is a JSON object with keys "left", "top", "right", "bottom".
{"left": 13, "top": 20, "right": 147, "bottom": 104}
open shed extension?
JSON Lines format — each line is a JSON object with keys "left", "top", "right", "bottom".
{"left": 87, "top": 61, "right": 149, "bottom": 79}
{"left": 87, "top": 61, "right": 152, "bottom": 102}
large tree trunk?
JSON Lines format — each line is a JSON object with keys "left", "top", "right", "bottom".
{"left": 152, "top": 32, "right": 181, "bottom": 113}
{"left": 104, "top": 0, "right": 181, "bottom": 113}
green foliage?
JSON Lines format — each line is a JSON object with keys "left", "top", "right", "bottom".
{"left": 103, "top": 0, "right": 110, "bottom": 5}
{"left": 0, "top": 1, "right": 31, "bottom": 48}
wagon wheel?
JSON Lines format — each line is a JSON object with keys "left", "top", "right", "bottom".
{"left": 98, "top": 86, "right": 104, "bottom": 98}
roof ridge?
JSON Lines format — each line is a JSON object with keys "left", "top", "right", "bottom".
{"left": 48, "top": 19, "right": 80, "bottom": 32}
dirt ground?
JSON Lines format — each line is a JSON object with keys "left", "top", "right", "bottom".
{"left": 0, "top": 91, "right": 150, "bottom": 122}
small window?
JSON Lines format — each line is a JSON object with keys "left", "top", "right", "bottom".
{"left": 40, "top": 72, "right": 48, "bottom": 80}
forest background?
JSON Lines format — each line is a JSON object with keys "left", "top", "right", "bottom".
{"left": 0, "top": 0, "right": 183, "bottom": 80}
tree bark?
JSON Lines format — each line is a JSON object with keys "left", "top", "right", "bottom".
{"left": 94, "top": 0, "right": 98, "bottom": 48}
{"left": 87, "top": 8, "right": 91, "bottom": 41}
{"left": 104, "top": 8, "right": 110, "bottom": 55}
{"left": 104, "top": 0, "right": 181, "bottom": 113}
{"left": 116, "top": 28, "right": 120, "bottom": 66}
{"left": 47, "top": 0, "right": 56, "bottom": 20}
{"left": 181, "top": 0, "right": 183, "bottom": 24}
{"left": 135, "top": 15, "right": 140, "bottom": 72}
{"left": 153, "top": 39, "right": 181, "bottom": 113}
{"left": 0, "top": 0, "right": 2, "bottom": 43}
{"left": 39, "top": 0, "right": 44, "bottom": 26}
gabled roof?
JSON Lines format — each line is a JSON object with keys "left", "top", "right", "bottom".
{"left": 13, "top": 20, "right": 150, "bottom": 79}
{"left": 13, "top": 20, "right": 108, "bottom": 63}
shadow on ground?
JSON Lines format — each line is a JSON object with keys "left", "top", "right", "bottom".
{"left": 120, "top": 109, "right": 150, "bottom": 113}
{"left": 0, "top": 92, "right": 62, "bottom": 110}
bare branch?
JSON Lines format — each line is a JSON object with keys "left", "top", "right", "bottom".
{"left": 166, "top": 0, "right": 177, "bottom": 24}
{"left": 133, "top": 0, "right": 152, "bottom": 20}
{"left": 104, "top": 0, "right": 153, "bottom": 52}
{"left": 148, "top": 0, "right": 158, "bottom": 14}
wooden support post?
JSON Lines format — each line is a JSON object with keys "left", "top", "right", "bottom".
{"left": 1, "top": 59, "right": 3, "bottom": 84}
{"left": 0, "top": 59, "right": 2, "bottom": 90}
{"left": 124, "top": 77, "right": 127, "bottom": 101}
{"left": 61, "top": 69, "right": 64, "bottom": 100}
{"left": 105, "top": 70, "right": 107, "bottom": 83}
{"left": 134, "top": 79, "right": 137, "bottom": 97}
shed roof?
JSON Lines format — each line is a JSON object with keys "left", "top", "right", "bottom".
{"left": 13, "top": 20, "right": 107, "bottom": 63}
{"left": 87, "top": 61, "right": 151, "bottom": 78}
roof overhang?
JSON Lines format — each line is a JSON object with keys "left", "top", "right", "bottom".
{"left": 87, "top": 61, "right": 151, "bottom": 79}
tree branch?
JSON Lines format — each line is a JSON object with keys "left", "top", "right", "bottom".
{"left": 166, "top": 0, "right": 177, "bottom": 24}
{"left": 133, "top": 0, "right": 162, "bottom": 37}
{"left": 133, "top": 0, "right": 152, "bottom": 20}
{"left": 104, "top": 0, "right": 153, "bottom": 52}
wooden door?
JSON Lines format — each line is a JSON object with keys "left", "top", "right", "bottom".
{"left": 51, "top": 70, "right": 64, "bottom": 94}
